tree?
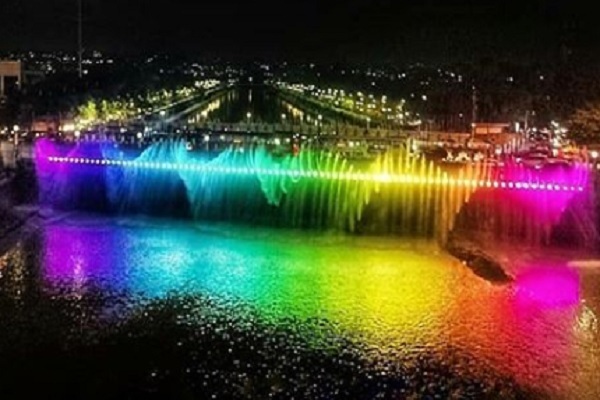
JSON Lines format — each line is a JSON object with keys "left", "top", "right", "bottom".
{"left": 77, "top": 100, "right": 98, "bottom": 122}
{"left": 568, "top": 103, "right": 600, "bottom": 145}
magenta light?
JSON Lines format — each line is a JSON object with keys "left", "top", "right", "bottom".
{"left": 515, "top": 267, "right": 581, "bottom": 308}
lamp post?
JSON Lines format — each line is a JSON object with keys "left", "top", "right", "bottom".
{"left": 78, "top": 0, "right": 83, "bottom": 79}
{"left": 471, "top": 85, "right": 477, "bottom": 140}
{"left": 159, "top": 110, "right": 166, "bottom": 133}
{"left": 317, "top": 114, "right": 323, "bottom": 144}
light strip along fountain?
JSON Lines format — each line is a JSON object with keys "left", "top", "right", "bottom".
{"left": 46, "top": 156, "right": 585, "bottom": 192}
{"left": 36, "top": 139, "right": 590, "bottom": 241}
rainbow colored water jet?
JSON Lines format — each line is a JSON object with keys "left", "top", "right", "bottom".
{"left": 44, "top": 156, "right": 585, "bottom": 192}
{"left": 34, "top": 139, "right": 590, "bottom": 242}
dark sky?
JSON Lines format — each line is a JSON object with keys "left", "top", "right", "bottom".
{"left": 1, "top": 0, "right": 598, "bottom": 63}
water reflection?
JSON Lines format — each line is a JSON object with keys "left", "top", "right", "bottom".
{"left": 3, "top": 216, "right": 599, "bottom": 397}
{"left": 183, "top": 87, "right": 331, "bottom": 125}
{"left": 515, "top": 266, "right": 581, "bottom": 307}
{"left": 0, "top": 242, "right": 28, "bottom": 300}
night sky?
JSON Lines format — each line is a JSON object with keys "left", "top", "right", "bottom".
{"left": 1, "top": 0, "right": 598, "bottom": 63}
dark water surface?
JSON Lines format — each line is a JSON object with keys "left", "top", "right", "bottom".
{"left": 1, "top": 215, "right": 599, "bottom": 399}
{"left": 183, "top": 86, "right": 342, "bottom": 126}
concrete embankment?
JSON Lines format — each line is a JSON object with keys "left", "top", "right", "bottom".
{"left": 0, "top": 169, "right": 40, "bottom": 244}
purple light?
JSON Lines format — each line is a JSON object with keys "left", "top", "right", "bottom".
{"left": 515, "top": 266, "right": 581, "bottom": 308}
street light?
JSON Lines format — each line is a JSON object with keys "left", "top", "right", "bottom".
{"left": 246, "top": 112, "right": 252, "bottom": 130}
{"left": 315, "top": 114, "right": 323, "bottom": 144}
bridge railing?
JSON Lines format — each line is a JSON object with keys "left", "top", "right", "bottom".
{"left": 187, "top": 122, "right": 518, "bottom": 144}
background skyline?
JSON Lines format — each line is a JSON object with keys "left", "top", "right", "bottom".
{"left": 1, "top": 0, "right": 599, "bottom": 64}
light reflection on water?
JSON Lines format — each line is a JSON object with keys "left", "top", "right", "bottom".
{"left": 3, "top": 215, "right": 600, "bottom": 397}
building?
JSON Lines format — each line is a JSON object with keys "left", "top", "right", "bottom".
{"left": 0, "top": 61, "right": 23, "bottom": 98}
{"left": 472, "top": 123, "right": 511, "bottom": 136}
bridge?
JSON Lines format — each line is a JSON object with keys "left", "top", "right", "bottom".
{"left": 165, "top": 121, "right": 515, "bottom": 145}
{"left": 0, "top": 61, "right": 22, "bottom": 98}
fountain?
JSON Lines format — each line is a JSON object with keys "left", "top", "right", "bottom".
{"left": 34, "top": 139, "right": 590, "bottom": 244}
{"left": 454, "top": 161, "right": 593, "bottom": 246}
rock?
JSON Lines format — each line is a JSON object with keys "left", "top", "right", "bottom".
{"left": 445, "top": 235, "right": 513, "bottom": 284}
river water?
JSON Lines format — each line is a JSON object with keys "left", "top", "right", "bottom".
{"left": 1, "top": 214, "right": 599, "bottom": 398}
{"left": 182, "top": 86, "right": 346, "bottom": 126}
{"left": 2, "top": 87, "right": 599, "bottom": 398}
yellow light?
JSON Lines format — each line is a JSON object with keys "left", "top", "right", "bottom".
{"left": 62, "top": 123, "right": 76, "bottom": 132}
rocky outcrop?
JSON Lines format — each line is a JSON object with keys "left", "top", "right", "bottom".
{"left": 445, "top": 233, "right": 513, "bottom": 284}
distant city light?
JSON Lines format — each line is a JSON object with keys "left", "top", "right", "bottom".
{"left": 62, "top": 123, "right": 76, "bottom": 132}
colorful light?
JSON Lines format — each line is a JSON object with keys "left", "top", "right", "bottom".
{"left": 36, "top": 219, "right": 594, "bottom": 393}
{"left": 45, "top": 156, "right": 586, "bottom": 192}
{"left": 515, "top": 266, "right": 581, "bottom": 308}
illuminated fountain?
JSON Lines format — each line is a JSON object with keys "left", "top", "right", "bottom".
{"left": 35, "top": 139, "right": 589, "bottom": 243}
{"left": 454, "top": 160, "right": 592, "bottom": 245}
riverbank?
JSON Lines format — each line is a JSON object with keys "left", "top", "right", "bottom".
{"left": 0, "top": 171, "right": 40, "bottom": 250}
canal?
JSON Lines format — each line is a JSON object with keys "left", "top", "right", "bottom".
{"left": 174, "top": 85, "right": 352, "bottom": 127}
